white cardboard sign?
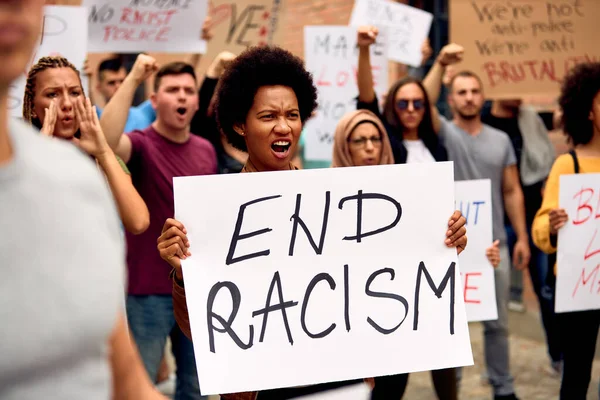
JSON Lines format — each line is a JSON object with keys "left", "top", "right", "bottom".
{"left": 174, "top": 162, "right": 473, "bottom": 395}
{"left": 349, "top": 0, "right": 433, "bottom": 67}
{"left": 9, "top": 6, "right": 88, "bottom": 118}
{"left": 455, "top": 179, "right": 498, "bottom": 322}
{"left": 83, "top": 0, "right": 208, "bottom": 53}
{"left": 557, "top": 173, "right": 600, "bottom": 312}
{"left": 303, "top": 26, "right": 389, "bottom": 162}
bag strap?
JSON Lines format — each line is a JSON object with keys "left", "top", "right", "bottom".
{"left": 569, "top": 149, "right": 580, "bottom": 174}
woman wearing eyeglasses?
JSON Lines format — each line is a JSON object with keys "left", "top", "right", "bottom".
{"left": 356, "top": 25, "right": 466, "bottom": 400}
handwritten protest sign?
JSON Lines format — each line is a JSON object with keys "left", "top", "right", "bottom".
{"left": 9, "top": 5, "right": 87, "bottom": 118}
{"left": 450, "top": 0, "right": 600, "bottom": 99}
{"left": 557, "top": 173, "right": 600, "bottom": 313}
{"left": 82, "top": 0, "right": 208, "bottom": 53}
{"left": 174, "top": 162, "right": 473, "bottom": 395}
{"left": 455, "top": 180, "right": 497, "bottom": 322}
{"left": 303, "top": 26, "right": 388, "bottom": 162}
{"left": 349, "top": 0, "right": 433, "bottom": 67}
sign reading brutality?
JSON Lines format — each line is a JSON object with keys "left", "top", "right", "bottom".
{"left": 450, "top": 0, "right": 600, "bottom": 99}
{"left": 174, "top": 162, "right": 473, "bottom": 395}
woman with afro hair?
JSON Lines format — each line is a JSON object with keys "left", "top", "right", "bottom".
{"left": 156, "top": 45, "right": 468, "bottom": 400}
{"left": 533, "top": 62, "right": 600, "bottom": 400}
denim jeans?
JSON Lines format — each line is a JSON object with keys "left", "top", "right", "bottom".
{"left": 505, "top": 225, "right": 562, "bottom": 362}
{"left": 126, "top": 295, "right": 206, "bottom": 400}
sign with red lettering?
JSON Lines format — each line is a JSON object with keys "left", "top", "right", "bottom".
{"left": 450, "top": 0, "right": 600, "bottom": 99}
{"left": 557, "top": 173, "right": 600, "bottom": 313}
{"left": 174, "top": 162, "right": 473, "bottom": 395}
{"left": 9, "top": 5, "right": 87, "bottom": 118}
{"left": 455, "top": 180, "right": 497, "bottom": 322}
{"left": 303, "top": 26, "right": 389, "bottom": 162}
{"left": 83, "top": 0, "right": 208, "bottom": 53}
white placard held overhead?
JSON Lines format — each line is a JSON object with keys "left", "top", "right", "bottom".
{"left": 455, "top": 180, "right": 497, "bottom": 322}
{"left": 349, "top": 0, "right": 433, "bottom": 67}
{"left": 557, "top": 173, "right": 600, "bottom": 313}
{"left": 174, "top": 162, "right": 473, "bottom": 395}
{"left": 303, "top": 26, "right": 388, "bottom": 162}
{"left": 83, "top": 0, "right": 208, "bottom": 53}
{"left": 9, "top": 6, "right": 88, "bottom": 118}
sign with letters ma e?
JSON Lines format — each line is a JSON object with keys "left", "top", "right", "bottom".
{"left": 174, "top": 162, "right": 473, "bottom": 395}
{"left": 557, "top": 173, "right": 600, "bottom": 313}
{"left": 83, "top": 0, "right": 208, "bottom": 53}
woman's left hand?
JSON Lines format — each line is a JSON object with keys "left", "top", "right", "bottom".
{"left": 73, "top": 97, "right": 110, "bottom": 158}
{"left": 446, "top": 210, "right": 467, "bottom": 255}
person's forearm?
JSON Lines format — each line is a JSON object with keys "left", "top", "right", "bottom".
{"left": 357, "top": 46, "right": 375, "bottom": 103}
{"left": 110, "top": 314, "right": 165, "bottom": 399}
{"left": 422, "top": 59, "right": 445, "bottom": 105}
{"left": 97, "top": 151, "right": 150, "bottom": 235}
{"left": 100, "top": 75, "right": 139, "bottom": 149}
{"left": 504, "top": 189, "right": 529, "bottom": 241}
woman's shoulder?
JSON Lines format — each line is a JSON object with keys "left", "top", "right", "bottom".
{"left": 549, "top": 153, "right": 578, "bottom": 175}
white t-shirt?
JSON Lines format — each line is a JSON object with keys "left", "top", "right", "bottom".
{"left": 0, "top": 119, "right": 125, "bottom": 399}
{"left": 403, "top": 139, "right": 436, "bottom": 164}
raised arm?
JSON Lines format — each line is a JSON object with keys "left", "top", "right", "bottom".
{"left": 100, "top": 54, "right": 158, "bottom": 162}
{"left": 357, "top": 25, "right": 378, "bottom": 103}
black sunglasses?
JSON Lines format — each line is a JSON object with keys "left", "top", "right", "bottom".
{"left": 396, "top": 99, "right": 425, "bottom": 110}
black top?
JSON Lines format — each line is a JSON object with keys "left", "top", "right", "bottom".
{"left": 189, "top": 77, "right": 243, "bottom": 174}
{"left": 356, "top": 97, "right": 448, "bottom": 164}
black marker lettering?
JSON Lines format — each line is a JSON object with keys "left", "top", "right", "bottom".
{"left": 413, "top": 262, "right": 456, "bottom": 334}
{"left": 365, "top": 268, "right": 409, "bottom": 334}
{"left": 301, "top": 273, "right": 337, "bottom": 338}
{"left": 226, "top": 195, "right": 281, "bottom": 265}
{"left": 206, "top": 282, "right": 254, "bottom": 353}
{"left": 344, "top": 264, "right": 350, "bottom": 331}
{"left": 252, "top": 271, "right": 299, "bottom": 344}
{"left": 339, "top": 190, "right": 402, "bottom": 243}
{"left": 288, "top": 192, "right": 331, "bottom": 256}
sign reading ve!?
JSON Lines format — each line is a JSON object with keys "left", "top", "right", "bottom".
{"left": 83, "top": 0, "right": 208, "bottom": 53}
{"left": 450, "top": 0, "right": 600, "bottom": 99}
{"left": 9, "top": 5, "right": 87, "bottom": 118}
{"left": 174, "top": 162, "right": 473, "bottom": 395}
{"left": 455, "top": 180, "right": 497, "bottom": 322}
{"left": 557, "top": 173, "right": 600, "bottom": 313}
{"left": 303, "top": 26, "right": 389, "bottom": 162}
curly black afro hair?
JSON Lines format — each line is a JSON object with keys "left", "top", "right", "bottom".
{"left": 215, "top": 45, "right": 318, "bottom": 151}
{"left": 559, "top": 62, "right": 600, "bottom": 146}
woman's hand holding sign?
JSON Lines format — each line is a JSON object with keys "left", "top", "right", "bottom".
{"left": 446, "top": 210, "right": 467, "bottom": 254}
{"left": 158, "top": 218, "right": 190, "bottom": 280}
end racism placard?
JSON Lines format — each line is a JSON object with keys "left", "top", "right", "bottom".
{"left": 174, "top": 162, "right": 473, "bottom": 395}
{"left": 456, "top": 180, "right": 497, "bottom": 322}
{"left": 83, "top": 0, "right": 208, "bottom": 53}
{"left": 303, "top": 26, "right": 389, "bottom": 162}
{"left": 557, "top": 173, "right": 600, "bottom": 313}
{"left": 9, "top": 5, "right": 87, "bottom": 118}
{"left": 450, "top": 0, "right": 600, "bottom": 99}
{"left": 349, "top": 0, "right": 433, "bottom": 67}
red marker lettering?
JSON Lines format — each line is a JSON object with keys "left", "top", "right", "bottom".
{"left": 573, "top": 187, "right": 594, "bottom": 225}
{"left": 463, "top": 272, "right": 481, "bottom": 304}
{"left": 572, "top": 263, "right": 600, "bottom": 297}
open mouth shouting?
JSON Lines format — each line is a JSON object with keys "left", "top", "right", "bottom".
{"left": 175, "top": 106, "right": 188, "bottom": 119}
{"left": 271, "top": 139, "right": 292, "bottom": 159}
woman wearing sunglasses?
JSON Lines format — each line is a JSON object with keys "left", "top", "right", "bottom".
{"left": 356, "top": 25, "right": 466, "bottom": 400}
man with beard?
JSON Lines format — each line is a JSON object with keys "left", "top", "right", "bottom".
{"left": 423, "top": 69, "right": 529, "bottom": 400}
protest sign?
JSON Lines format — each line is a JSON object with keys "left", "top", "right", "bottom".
{"left": 455, "top": 180, "right": 497, "bottom": 322}
{"left": 83, "top": 0, "right": 208, "bottom": 53}
{"left": 450, "top": 0, "right": 600, "bottom": 99}
{"left": 556, "top": 173, "right": 600, "bottom": 313}
{"left": 303, "top": 26, "right": 388, "bottom": 162}
{"left": 9, "top": 5, "right": 87, "bottom": 118}
{"left": 296, "top": 383, "right": 371, "bottom": 400}
{"left": 174, "top": 162, "right": 473, "bottom": 395}
{"left": 349, "top": 0, "right": 433, "bottom": 67}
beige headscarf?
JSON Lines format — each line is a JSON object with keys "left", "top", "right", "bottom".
{"left": 331, "top": 109, "right": 395, "bottom": 167}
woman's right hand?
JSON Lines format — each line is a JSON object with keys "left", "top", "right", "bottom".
{"left": 40, "top": 99, "right": 57, "bottom": 137}
{"left": 357, "top": 25, "right": 378, "bottom": 48}
{"left": 549, "top": 208, "right": 569, "bottom": 234}
{"left": 157, "top": 218, "right": 191, "bottom": 279}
